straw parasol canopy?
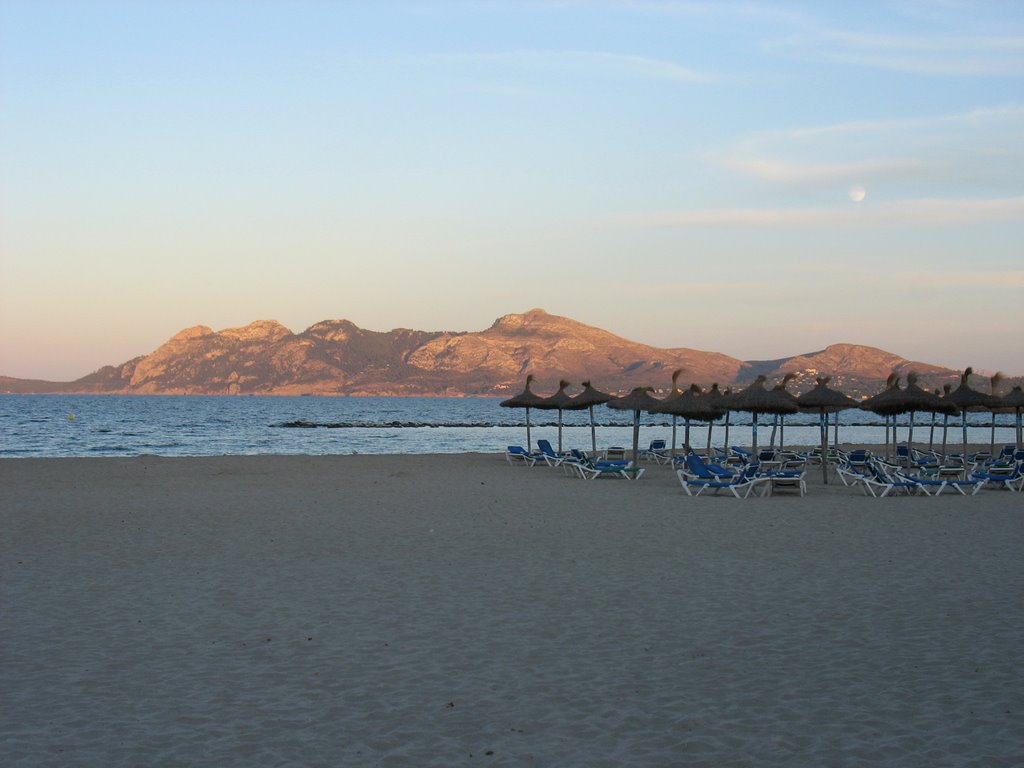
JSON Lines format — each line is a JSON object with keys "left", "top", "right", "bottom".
{"left": 654, "top": 369, "right": 686, "bottom": 458}
{"left": 996, "top": 384, "right": 1024, "bottom": 449}
{"left": 570, "top": 380, "right": 615, "bottom": 454}
{"left": 944, "top": 367, "right": 1000, "bottom": 460}
{"left": 653, "top": 382, "right": 724, "bottom": 456}
{"left": 797, "top": 376, "right": 858, "bottom": 413}
{"left": 499, "top": 374, "right": 546, "bottom": 449}
{"left": 607, "top": 386, "right": 663, "bottom": 465}
{"left": 768, "top": 373, "right": 800, "bottom": 450}
{"left": 860, "top": 373, "right": 904, "bottom": 416}
{"left": 534, "top": 379, "right": 577, "bottom": 453}
{"left": 860, "top": 373, "right": 908, "bottom": 459}
{"left": 729, "top": 375, "right": 798, "bottom": 456}
{"left": 896, "top": 372, "right": 958, "bottom": 452}
{"left": 797, "top": 376, "right": 858, "bottom": 484}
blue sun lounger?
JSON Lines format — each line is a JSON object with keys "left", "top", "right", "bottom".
{"left": 676, "top": 463, "right": 768, "bottom": 498}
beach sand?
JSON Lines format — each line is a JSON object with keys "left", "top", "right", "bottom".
{"left": 2, "top": 454, "right": 1022, "bottom": 767}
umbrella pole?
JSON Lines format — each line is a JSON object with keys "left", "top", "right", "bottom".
{"left": 706, "top": 419, "right": 713, "bottom": 458}
{"left": 684, "top": 418, "right": 691, "bottom": 454}
{"left": 751, "top": 411, "right": 759, "bottom": 457}
{"left": 833, "top": 410, "right": 839, "bottom": 447}
{"left": 671, "top": 416, "right": 678, "bottom": 460}
{"left": 1017, "top": 408, "right": 1022, "bottom": 450}
{"left": 589, "top": 406, "right": 597, "bottom": 455}
{"left": 724, "top": 412, "right": 731, "bottom": 455}
{"left": 631, "top": 410, "right": 641, "bottom": 466}
{"left": 962, "top": 410, "right": 969, "bottom": 463}
{"left": 780, "top": 414, "right": 786, "bottom": 452}
{"left": 526, "top": 408, "right": 532, "bottom": 452}
{"left": 769, "top": 415, "right": 778, "bottom": 449}
{"left": 929, "top": 412, "right": 936, "bottom": 453}
{"left": 820, "top": 410, "right": 828, "bottom": 485}
{"left": 557, "top": 409, "right": 564, "bottom": 453}
{"left": 941, "top": 413, "right": 949, "bottom": 459}
{"left": 908, "top": 410, "right": 915, "bottom": 457}
{"left": 990, "top": 414, "right": 996, "bottom": 457}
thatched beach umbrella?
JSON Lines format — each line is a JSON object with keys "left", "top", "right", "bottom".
{"left": 499, "top": 374, "right": 546, "bottom": 450}
{"left": 535, "top": 379, "right": 576, "bottom": 453}
{"left": 898, "top": 373, "right": 958, "bottom": 453}
{"left": 655, "top": 369, "right": 687, "bottom": 459}
{"left": 570, "top": 380, "right": 614, "bottom": 454}
{"left": 797, "top": 376, "right": 858, "bottom": 484}
{"left": 768, "top": 373, "right": 799, "bottom": 450}
{"left": 729, "top": 375, "right": 798, "bottom": 457}
{"left": 996, "top": 384, "right": 1024, "bottom": 449}
{"left": 938, "top": 383, "right": 953, "bottom": 456}
{"left": 607, "top": 387, "right": 662, "bottom": 465}
{"left": 860, "top": 374, "right": 904, "bottom": 459}
{"left": 684, "top": 386, "right": 726, "bottom": 457}
{"left": 653, "top": 382, "right": 722, "bottom": 457}
{"left": 945, "top": 367, "right": 999, "bottom": 461}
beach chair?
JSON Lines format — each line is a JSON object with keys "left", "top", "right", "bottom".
{"left": 676, "top": 463, "right": 768, "bottom": 498}
{"left": 710, "top": 447, "right": 733, "bottom": 464}
{"left": 730, "top": 446, "right": 754, "bottom": 463}
{"left": 680, "top": 453, "right": 737, "bottom": 480}
{"left": 573, "top": 458, "right": 645, "bottom": 480}
{"left": 778, "top": 456, "right": 807, "bottom": 474}
{"left": 767, "top": 470, "right": 807, "bottom": 496}
{"left": 895, "top": 470, "right": 985, "bottom": 496}
{"left": 638, "top": 439, "right": 669, "bottom": 464}
{"left": 995, "top": 445, "right": 1016, "bottom": 463}
{"left": 910, "top": 449, "right": 941, "bottom": 470}
{"left": 536, "top": 439, "right": 570, "bottom": 467}
{"left": 971, "top": 462, "right": 1024, "bottom": 492}
{"left": 894, "top": 446, "right": 913, "bottom": 467}
{"left": 604, "top": 446, "right": 626, "bottom": 461}
{"left": 505, "top": 445, "right": 538, "bottom": 466}
{"left": 859, "top": 463, "right": 928, "bottom": 497}
{"left": 836, "top": 453, "right": 873, "bottom": 486}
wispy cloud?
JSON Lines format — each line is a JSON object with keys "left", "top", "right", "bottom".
{"left": 715, "top": 156, "right": 926, "bottom": 185}
{"left": 440, "top": 49, "right": 709, "bottom": 83}
{"left": 617, "top": 196, "right": 1024, "bottom": 229}
{"left": 709, "top": 104, "right": 1024, "bottom": 189}
{"left": 764, "top": 25, "right": 1024, "bottom": 77}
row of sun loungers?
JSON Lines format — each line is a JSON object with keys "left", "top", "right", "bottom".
{"left": 836, "top": 449, "right": 1024, "bottom": 496}
{"left": 506, "top": 441, "right": 1024, "bottom": 496}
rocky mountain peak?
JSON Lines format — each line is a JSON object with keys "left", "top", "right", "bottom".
{"left": 169, "top": 325, "right": 214, "bottom": 342}
{"left": 218, "top": 320, "right": 293, "bottom": 343}
{"left": 2, "top": 309, "right": 996, "bottom": 397}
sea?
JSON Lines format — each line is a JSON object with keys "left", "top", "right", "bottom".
{"left": 0, "top": 395, "right": 1018, "bottom": 458}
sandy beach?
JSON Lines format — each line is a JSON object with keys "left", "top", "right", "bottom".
{"left": 2, "top": 454, "right": 1022, "bottom": 767}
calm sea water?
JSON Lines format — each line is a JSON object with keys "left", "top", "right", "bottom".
{"left": 0, "top": 395, "right": 1017, "bottom": 458}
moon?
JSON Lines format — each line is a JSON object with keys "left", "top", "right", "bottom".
{"left": 849, "top": 184, "right": 867, "bottom": 203}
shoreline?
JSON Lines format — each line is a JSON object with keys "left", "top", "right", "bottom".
{"left": 2, "top": 454, "right": 1021, "bottom": 766}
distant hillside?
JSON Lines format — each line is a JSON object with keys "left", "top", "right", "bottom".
{"left": 2, "top": 308, "right": 1005, "bottom": 398}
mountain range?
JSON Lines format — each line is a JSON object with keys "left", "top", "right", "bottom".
{"left": 0, "top": 308, "right": 1006, "bottom": 398}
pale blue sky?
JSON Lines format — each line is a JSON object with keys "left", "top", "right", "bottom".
{"left": 2, "top": 0, "right": 1022, "bottom": 380}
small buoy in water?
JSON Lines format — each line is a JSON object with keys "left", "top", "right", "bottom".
{"left": 67, "top": 414, "right": 76, "bottom": 422}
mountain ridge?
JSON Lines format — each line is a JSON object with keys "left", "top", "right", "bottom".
{"left": 1, "top": 309, "right": 1010, "bottom": 397}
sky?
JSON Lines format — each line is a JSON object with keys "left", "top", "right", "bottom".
{"left": 1, "top": 0, "right": 1022, "bottom": 381}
